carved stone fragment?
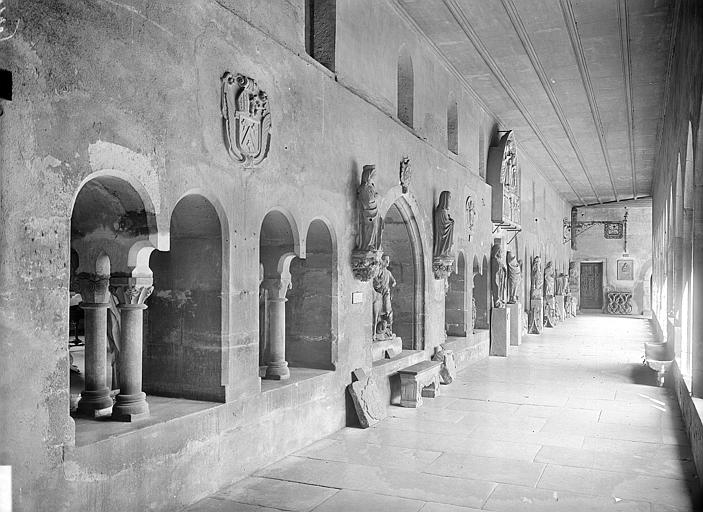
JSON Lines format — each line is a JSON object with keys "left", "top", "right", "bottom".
{"left": 348, "top": 368, "right": 386, "bottom": 428}
{"left": 431, "top": 344, "right": 456, "bottom": 385}
{"left": 399, "top": 156, "right": 412, "bottom": 193}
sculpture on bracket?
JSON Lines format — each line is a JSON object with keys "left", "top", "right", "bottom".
{"left": 432, "top": 190, "right": 455, "bottom": 280}
{"left": 543, "top": 261, "right": 557, "bottom": 327}
{"left": 506, "top": 250, "right": 522, "bottom": 304}
{"left": 372, "top": 254, "right": 396, "bottom": 339}
{"left": 399, "top": 156, "right": 412, "bottom": 194}
{"left": 465, "top": 196, "right": 476, "bottom": 241}
{"left": 221, "top": 72, "right": 271, "bottom": 167}
{"left": 491, "top": 244, "right": 507, "bottom": 308}
{"left": 352, "top": 165, "right": 383, "bottom": 281}
{"left": 528, "top": 255, "right": 543, "bottom": 334}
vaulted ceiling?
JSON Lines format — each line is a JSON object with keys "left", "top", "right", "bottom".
{"left": 397, "top": 0, "right": 675, "bottom": 206}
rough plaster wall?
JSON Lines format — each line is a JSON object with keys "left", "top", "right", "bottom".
{"left": 309, "top": 0, "right": 336, "bottom": 71}
{"left": 0, "top": 0, "right": 572, "bottom": 509}
{"left": 573, "top": 203, "right": 652, "bottom": 314}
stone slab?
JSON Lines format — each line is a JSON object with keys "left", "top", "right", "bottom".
{"left": 348, "top": 368, "right": 386, "bottom": 428}
{"left": 507, "top": 302, "right": 522, "bottom": 346}
{"left": 490, "top": 307, "right": 510, "bottom": 357}
{"left": 371, "top": 336, "right": 402, "bottom": 361}
{"left": 398, "top": 360, "right": 442, "bottom": 376}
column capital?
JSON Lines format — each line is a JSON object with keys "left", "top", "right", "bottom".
{"left": 77, "top": 272, "right": 111, "bottom": 304}
{"left": 261, "top": 276, "right": 291, "bottom": 300}
{"left": 110, "top": 276, "right": 154, "bottom": 306}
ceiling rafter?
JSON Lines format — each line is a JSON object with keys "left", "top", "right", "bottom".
{"left": 617, "top": 0, "right": 638, "bottom": 199}
{"left": 442, "top": 0, "right": 588, "bottom": 205}
{"left": 559, "top": 0, "right": 620, "bottom": 202}
{"left": 501, "top": 0, "right": 605, "bottom": 204}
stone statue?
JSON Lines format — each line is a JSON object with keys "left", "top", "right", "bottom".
{"left": 568, "top": 261, "right": 579, "bottom": 316}
{"left": 506, "top": 250, "right": 522, "bottom": 304}
{"left": 530, "top": 255, "right": 543, "bottom": 300}
{"left": 372, "top": 254, "right": 396, "bottom": 338}
{"left": 356, "top": 164, "right": 381, "bottom": 251}
{"left": 544, "top": 261, "right": 555, "bottom": 298}
{"left": 465, "top": 196, "right": 476, "bottom": 241}
{"left": 555, "top": 272, "right": 567, "bottom": 295}
{"left": 491, "top": 244, "right": 507, "bottom": 308}
{"left": 433, "top": 191, "right": 455, "bottom": 258}
{"left": 399, "top": 156, "right": 412, "bottom": 194}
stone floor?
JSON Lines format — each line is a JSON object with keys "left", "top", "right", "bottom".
{"left": 185, "top": 313, "right": 701, "bottom": 511}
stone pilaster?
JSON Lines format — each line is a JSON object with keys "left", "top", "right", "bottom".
{"left": 110, "top": 277, "right": 153, "bottom": 421}
{"left": 76, "top": 273, "right": 113, "bottom": 417}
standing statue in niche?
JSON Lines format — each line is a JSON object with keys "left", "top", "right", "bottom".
{"left": 543, "top": 261, "right": 557, "bottom": 327}
{"left": 357, "top": 165, "right": 381, "bottom": 251}
{"left": 568, "top": 261, "right": 579, "bottom": 316}
{"left": 506, "top": 250, "right": 522, "bottom": 304}
{"left": 491, "top": 244, "right": 507, "bottom": 308}
{"left": 531, "top": 256, "right": 543, "bottom": 300}
{"left": 543, "top": 261, "right": 555, "bottom": 298}
{"left": 555, "top": 272, "right": 567, "bottom": 296}
{"left": 432, "top": 191, "right": 456, "bottom": 280}
{"left": 373, "top": 254, "right": 396, "bottom": 339}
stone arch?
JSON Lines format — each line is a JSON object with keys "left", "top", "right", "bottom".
{"left": 397, "top": 46, "right": 414, "bottom": 128}
{"left": 447, "top": 93, "right": 459, "bottom": 155}
{"left": 378, "top": 194, "right": 426, "bottom": 350}
{"left": 286, "top": 218, "right": 337, "bottom": 370}
{"left": 146, "top": 193, "right": 227, "bottom": 401}
{"left": 258, "top": 206, "right": 304, "bottom": 259}
{"left": 445, "top": 251, "right": 467, "bottom": 337}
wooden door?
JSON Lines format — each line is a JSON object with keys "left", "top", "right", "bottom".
{"left": 580, "top": 262, "right": 603, "bottom": 309}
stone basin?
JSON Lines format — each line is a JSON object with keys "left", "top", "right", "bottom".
{"left": 644, "top": 342, "right": 674, "bottom": 387}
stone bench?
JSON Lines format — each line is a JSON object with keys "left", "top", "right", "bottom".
{"left": 398, "top": 360, "right": 442, "bottom": 408}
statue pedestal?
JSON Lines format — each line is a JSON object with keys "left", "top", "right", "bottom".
{"left": 372, "top": 336, "right": 402, "bottom": 361}
{"left": 529, "top": 299, "right": 543, "bottom": 334}
{"left": 555, "top": 294, "right": 566, "bottom": 321}
{"left": 490, "top": 307, "right": 510, "bottom": 357}
{"left": 507, "top": 303, "right": 522, "bottom": 346}
{"left": 545, "top": 297, "right": 557, "bottom": 328}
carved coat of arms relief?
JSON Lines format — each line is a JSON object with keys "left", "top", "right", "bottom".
{"left": 221, "top": 72, "right": 272, "bottom": 167}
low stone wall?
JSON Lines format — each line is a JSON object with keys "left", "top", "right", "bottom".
{"left": 670, "top": 360, "right": 703, "bottom": 489}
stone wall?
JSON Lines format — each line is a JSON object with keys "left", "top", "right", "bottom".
{"left": 0, "top": 0, "right": 572, "bottom": 510}
{"left": 572, "top": 201, "right": 652, "bottom": 315}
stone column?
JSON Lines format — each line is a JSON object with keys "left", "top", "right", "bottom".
{"left": 262, "top": 276, "right": 291, "bottom": 380}
{"left": 111, "top": 277, "right": 153, "bottom": 421}
{"left": 76, "top": 273, "right": 114, "bottom": 417}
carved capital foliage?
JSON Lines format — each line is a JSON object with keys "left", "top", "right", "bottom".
{"left": 432, "top": 256, "right": 454, "bottom": 281}
{"left": 261, "top": 277, "right": 292, "bottom": 299}
{"left": 111, "top": 284, "right": 153, "bottom": 306}
{"left": 352, "top": 250, "right": 382, "bottom": 282}
{"left": 221, "top": 72, "right": 272, "bottom": 168}
{"left": 77, "top": 273, "right": 111, "bottom": 304}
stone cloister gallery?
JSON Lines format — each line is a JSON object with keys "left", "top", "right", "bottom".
{"left": 0, "top": 0, "right": 702, "bottom": 511}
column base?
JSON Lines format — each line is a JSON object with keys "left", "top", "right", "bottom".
{"left": 77, "top": 388, "right": 113, "bottom": 418}
{"left": 264, "top": 361, "right": 290, "bottom": 380}
{"left": 111, "top": 392, "right": 149, "bottom": 422}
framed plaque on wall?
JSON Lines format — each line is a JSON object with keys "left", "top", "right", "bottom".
{"left": 617, "top": 259, "right": 634, "bottom": 280}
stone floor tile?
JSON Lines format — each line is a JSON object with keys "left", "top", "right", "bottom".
{"left": 418, "top": 503, "right": 483, "bottom": 512}
{"left": 187, "top": 497, "right": 287, "bottom": 512}
{"left": 536, "top": 464, "right": 623, "bottom": 497}
{"left": 444, "top": 398, "right": 520, "bottom": 416}
{"left": 310, "top": 489, "right": 424, "bottom": 512}
{"left": 425, "top": 452, "right": 545, "bottom": 486}
{"left": 388, "top": 405, "right": 468, "bottom": 424}
{"left": 470, "top": 425, "right": 585, "bottom": 449}
{"left": 514, "top": 405, "right": 601, "bottom": 422}
{"left": 257, "top": 456, "right": 496, "bottom": 509}
{"left": 214, "top": 477, "right": 337, "bottom": 511}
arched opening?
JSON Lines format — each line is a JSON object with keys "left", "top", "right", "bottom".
{"left": 305, "top": 0, "right": 336, "bottom": 71}
{"left": 447, "top": 95, "right": 459, "bottom": 155}
{"left": 147, "top": 194, "right": 225, "bottom": 402}
{"left": 70, "top": 175, "right": 153, "bottom": 415}
{"left": 397, "top": 48, "right": 414, "bottom": 129}
{"left": 381, "top": 199, "right": 424, "bottom": 349}
{"left": 445, "top": 252, "right": 467, "bottom": 337}
{"left": 472, "top": 255, "right": 489, "bottom": 329}
{"left": 286, "top": 219, "right": 336, "bottom": 370}
{"left": 681, "top": 124, "right": 695, "bottom": 382}
{"left": 259, "top": 210, "right": 297, "bottom": 378}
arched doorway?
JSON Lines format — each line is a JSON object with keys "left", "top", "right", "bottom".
{"left": 147, "top": 194, "right": 226, "bottom": 402}
{"left": 381, "top": 198, "right": 425, "bottom": 350}
{"left": 445, "top": 252, "right": 467, "bottom": 337}
{"left": 286, "top": 219, "right": 336, "bottom": 370}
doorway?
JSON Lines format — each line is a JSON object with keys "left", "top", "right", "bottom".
{"left": 580, "top": 262, "right": 603, "bottom": 309}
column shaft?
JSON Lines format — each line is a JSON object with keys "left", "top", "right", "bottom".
{"left": 112, "top": 303, "right": 150, "bottom": 421}
{"left": 265, "top": 297, "right": 290, "bottom": 380}
{"left": 77, "top": 302, "right": 113, "bottom": 416}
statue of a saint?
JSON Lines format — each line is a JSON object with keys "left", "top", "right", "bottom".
{"left": 373, "top": 254, "right": 396, "bottom": 337}
{"left": 356, "top": 165, "right": 381, "bottom": 251}
{"left": 433, "top": 191, "right": 455, "bottom": 257}
{"left": 491, "top": 244, "right": 507, "bottom": 308}
{"left": 530, "top": 255, "right": 543, "bottom": 300}
{"left": 506, "top": 250, "right": 521, "bottom": 304}
{"left": 544, "top": 261, "right": 555, "bottom": 298}
{"left": 555, "top": 273, "right": 567, "bottom": 296}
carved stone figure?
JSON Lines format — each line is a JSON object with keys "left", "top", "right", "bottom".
{"left": 399, "top": 156, "right": 412, "bottom": 193}
{"left": 530, "top": 256, "right": 543, "bottom": 300}
{"left": 555, "top": 272, "right": 567, "bottom": 296}
{"left": 568, "top": 261, "right": 579, "bottom": 314}
{"left": 372, "top": 254, "right": 396, "bottom": 338}
{"left": 471, "top": 297, "right": 477, "bottom": 331}
{"left": 491, "top": 244, "right": 507, "bottom": 308}
{"left": 221, "top": 72, "right": 272, "bottom": 167}
{"left": 544, "top": 261, "right": 555, "bottom": 298}
{"left": 433, "top": 191, "right": 455, "bottom": 258}
{"left": 356, "top": 165, "right": 381, "bottom": 252}
{"left": 431, "top": 344, "right": 457, "bottom": 385}
{"left": 465, "top": 196, "right": 476, "bottom": 241}
{"left": 506, "top": 250, "right": 522, "bottom": 304}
